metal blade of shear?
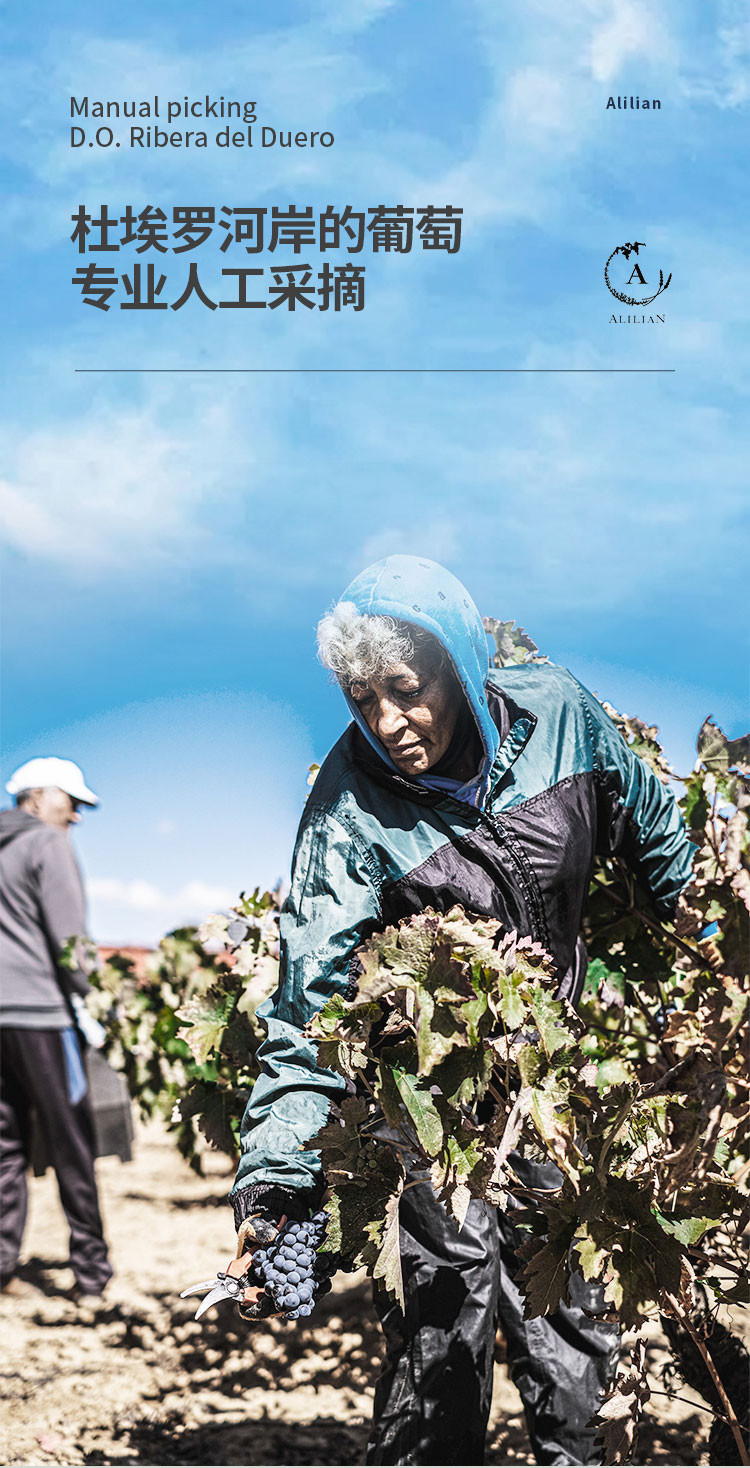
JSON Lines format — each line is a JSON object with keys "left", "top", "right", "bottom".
{"left": 180, "top": 1278, "right": 223, "bottom": 1298}
{"left": 195, "top": 1283, "right": 235, "bottom": 1319}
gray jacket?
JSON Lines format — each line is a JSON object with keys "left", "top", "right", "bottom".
{"left": 0, "top": 808, "right": 90, "bottom": 1028}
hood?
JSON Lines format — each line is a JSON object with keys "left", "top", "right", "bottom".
{"left": 0, "top": 807, "right": 40, "bottom": 848}
{"left": 338, "top": 555, "right": 499, "bottom": 808}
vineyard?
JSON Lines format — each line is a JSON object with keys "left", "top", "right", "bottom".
{"left": 9, "top": 624, "right": 749, "bottom": 1467}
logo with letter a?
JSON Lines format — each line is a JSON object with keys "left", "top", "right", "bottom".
{"left": 604, "top": 241, "right": 672, "bottom": 306}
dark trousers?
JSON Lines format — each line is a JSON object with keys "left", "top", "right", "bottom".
{"left": 0, "top": 1026, "right": 112, "bottom": 1294}
{"left": 368, "top": 1161, "right": 619, "bottom": 1466}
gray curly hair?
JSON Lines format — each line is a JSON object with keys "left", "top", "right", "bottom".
{"left": 317, "top": 602, "right": 443, "bottom": 689}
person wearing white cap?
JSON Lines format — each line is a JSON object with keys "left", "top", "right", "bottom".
{"left": 0, "top": 758, "right": 112, "bottom": 1298}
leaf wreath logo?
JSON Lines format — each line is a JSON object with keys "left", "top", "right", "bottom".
{"left": 604, "top": 240, "right": 672, "bottom": 306}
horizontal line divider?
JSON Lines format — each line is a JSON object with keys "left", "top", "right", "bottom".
{"left": 75, "top": 367, "right": 677, "bottom": 374}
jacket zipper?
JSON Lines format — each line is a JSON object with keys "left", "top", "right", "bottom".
{"left": 479, "top": 811, "right": 551, "bottom": 953}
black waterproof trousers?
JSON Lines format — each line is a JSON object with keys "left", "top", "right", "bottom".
{"left": 0, "top": 1026, "right": 112, "bottom": 1294}
{"left": 368, "top": 1161, "right": 619, "bottom": 1466}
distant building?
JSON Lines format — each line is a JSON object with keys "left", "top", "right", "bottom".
{"left": 97, "top": 945, "right": 154, "bottom": 981}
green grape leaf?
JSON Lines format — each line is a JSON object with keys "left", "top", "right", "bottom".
{"left": 392, "top": 1069, "right": 444, "bottom": 1157}
{"left": 327, "top": 1145, "right": 404, "bottom": 1277}
{"left": 494, "top": 972, "right": 528, "bottom": 1030}
{"left": 582, "top": 1215, "right": 685, "bottom": 1328}
{"left": 483, "top": 617, "right": 543, "bottom": 667}
{"left": 316, "top": 1035, "right": 369, "bottom": 1080}
{"left": 414, "top": 988, "right": 455, "bottom": 1073}
{"left": 703, "top": 1274, "right": 750, "bottom": 1306}
{"left": 516, "top": 1043, "right": 541, "bottom": 1087}
{"left": 574, "top": 1223, "right": 610, "bottom": 1283}
{"left": 429, "top": 1043, "right": 493, "bottom": 1108}
{"left": 310, "top": 1095, "right": 369, "bottom": 1174}
{"left": 176, "top": 990, "right": 234, "bottom": 1064}
{"left": 596, "top": 1057, "right": 636, "bottom": 1093}
{"left": 524, "top": 1076, "right": 583, "bottom": 1184}
{"left": 527, "top": 986, "right": 567, "bottom": 1058}
{"left": 654, "top": 1213, "right": 722, "bottom": 1246}
{"left": 375, "top": 1061, "right": 406, "bottom": 1130}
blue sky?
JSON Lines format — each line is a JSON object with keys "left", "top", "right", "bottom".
{"left": 1, "top": 0, "right": 748, "bottom": 942}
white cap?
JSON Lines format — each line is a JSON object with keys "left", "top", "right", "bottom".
{"left": 5, "top": 758, "right": 100, "bottom": 807}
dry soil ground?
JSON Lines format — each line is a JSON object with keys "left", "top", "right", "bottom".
{"left": 0, "top": 1120, "right": 717, "bottom": 1466}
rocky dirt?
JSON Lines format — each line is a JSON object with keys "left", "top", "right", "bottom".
{"left": 0, "top": 1120, "right": 718, "bottom": 1466}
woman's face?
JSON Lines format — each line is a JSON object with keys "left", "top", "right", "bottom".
{"left": 350, "top": 649, "right": 460, "bottom": 775}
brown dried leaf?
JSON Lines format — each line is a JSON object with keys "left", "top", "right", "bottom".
{"left": 372, "top": 1187, "right": 404, "bottom": 1308}
{"left": 594, "top": 1339, "right": 651, "bottom": 1464}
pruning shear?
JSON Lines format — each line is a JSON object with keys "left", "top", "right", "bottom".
{"left": 180, "top": 1214, "right": 283, "bottom": 1322}
{"left": 180, "top": 1258, "right": 254, "bottom": 1320}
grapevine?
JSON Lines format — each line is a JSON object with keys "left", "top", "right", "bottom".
{"left": 77, "top": 889, "right": 280, "bottom": 1171}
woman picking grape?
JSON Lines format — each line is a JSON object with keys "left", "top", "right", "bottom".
{"left": 225, "top": 554, "right": 694, "bottom": 1466}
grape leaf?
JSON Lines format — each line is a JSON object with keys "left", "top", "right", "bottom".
{"left": 703, "top": 1274, "right": 750, "bottom": 1306}
{"left": 494, "top": 972, "right": 527, "bottom": 1030}
{"left": 483, "top": 616, "right": 543, "bottom": 667}
{"left": 593, "top": 1340, "right": 650, "bottom": 1465}
{"left": 219, "top": 1010, "right": 257, "bottom": 1066}
{"left": 310, "top": 993, "right": 349, "bottom": 1035}
{"left": 176, "top": 991, "right": 234, "bottom": 1064}
{"left": 654, "top": 1213, "right": 722, "bottom": 1246}
{"left": 580, "top": 1214, "right": 685, "bottom": 1328}
{"left": 354, "top": 943, "right": 402, "bottom": 1003}
{"left": 392, "top": 1069, "right": 444, "bottom": 1157}
{"left": 449, "top": 1182, "right": 472, "bottom": 1229}
{"left": 371, "top": 1187, "right": 404, "bottom": 1307}
{"left": 375, "top": 1062, "right": 406, "bottom": 1130}
{"left": 328, "top": 1146, "right": 404, "bottom": 1276}
{"left": 414, "top": 988, "right": 462, "bottom": 1074}
{"left": 198, "top": 913, "right": 229, "bottom": 946}
{"left": 236, "top": 953, "right": 279, "bottom": 1013}
{"left": 429, "top": 1043, "right": 493, "bottom": 1107}
{"left": 574, "top": 1223, "right": 610, "bottom": 1283}
{"left": 195, "top": 1090, "right": 238, "bottom": 1155}
{"left": 525, "top": 1076, "right": 583, "bottom": 1185}
{"left": 527, "top": 986, "right": 567, "bottom": 1058}
{"left": 444, "top": 1125, "right": 484, "bottom": 1183}
{"left": 596, "top": 1057, "right": 636, "bottom": 1093}
{"left": 315, "top": 1034, "right": 369, "bottom": 1080}
{"left": 517, "top": 1043, "right": 541, "bottom": 1087}
{"left": 697, "top": 717, "right": 750, "bottom": 775}
{"left": 519, "top": 1209, "right": 576, "bottom": 1317}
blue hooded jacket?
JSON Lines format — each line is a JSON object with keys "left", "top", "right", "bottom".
{"left": 230, "top": 556, "right": 694, "bottom": 1224}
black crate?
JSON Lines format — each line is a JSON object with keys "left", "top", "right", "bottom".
{"left": 30, "top": 1049, "right": 134, "bottom": 1176}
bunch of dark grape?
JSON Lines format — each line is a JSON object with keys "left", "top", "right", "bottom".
{"left": 249, "top": 1211, "right": 336, "bottom": 1320}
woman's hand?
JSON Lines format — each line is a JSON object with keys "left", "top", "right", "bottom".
{"left": 227, "top": 1213, "right": 289, "bottom": 1314}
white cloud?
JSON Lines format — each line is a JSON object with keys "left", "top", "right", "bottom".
{"left": 0, "top": 384, "right": 267, "bottom": 574}
{"left": 358, "top": 517, "right": 460, "bottom": 569}
{"left": 317, "top": 0, "right": 398, "bottom": 35}
{"left": 587, "top": 1, "right": 673, "bottom": 83}
{"left": 504, "top": 69, "right": 570, "bottom": 134}
{"left": 678, "top": 0, "right": 750, "bottom": 108}
{"left": 89, "top": 876, "right": 234, "bottom": 913}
